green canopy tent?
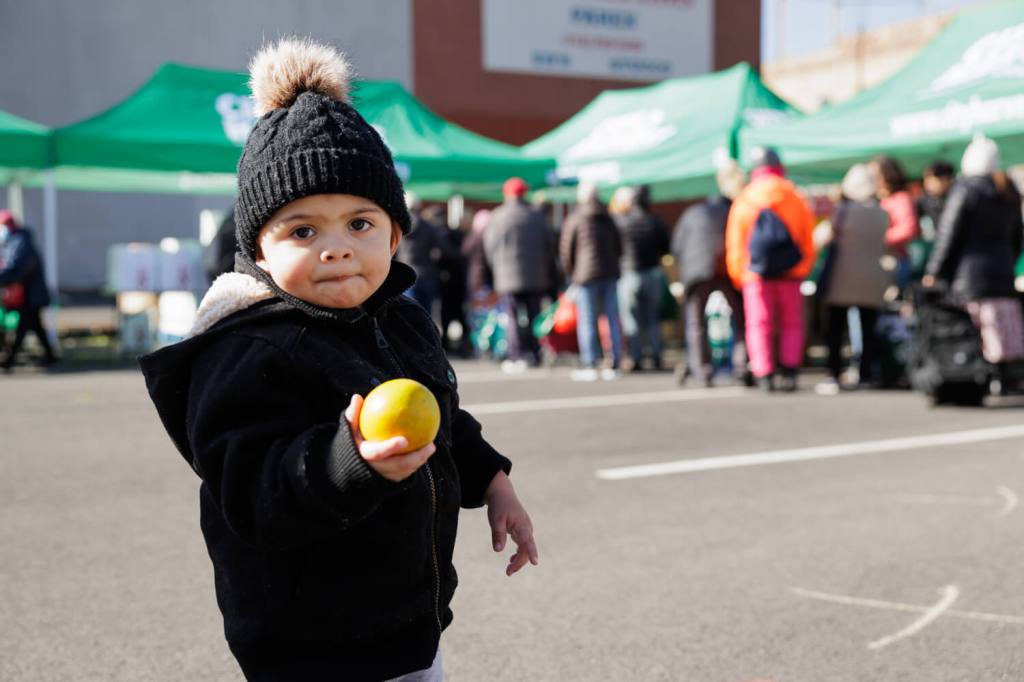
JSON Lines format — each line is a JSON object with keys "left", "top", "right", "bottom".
{"left": 51, "top": 63, "right": 551, "bottom": 200}
{"left": 0, "top": 109, "right": 52, "bottom": 180}
{"left": 742, "top": 0, "right": 1024, "bottom": 184}
{"left": 0, "top": 110, "right": 58, "bottom": 297}
{"left": 350, "top": 80, "right": 552, "bottom": 200}
{"left": 520, "top": 62, "right": 798, "bottom": 202}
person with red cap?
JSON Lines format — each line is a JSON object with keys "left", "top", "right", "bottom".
{"left": 484, "top": 177, "right": 557, "bottom": 370}
{"left": 0, "top": 209, "right": 58, "bottom": 371}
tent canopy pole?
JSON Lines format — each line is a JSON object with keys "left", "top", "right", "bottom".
{"left": 43, "top": 170, "right": 58, "bottom": 299}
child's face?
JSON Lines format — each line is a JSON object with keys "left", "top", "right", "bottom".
{"left": 256, "top": 194, "right": 402, "bottom": 309}
{"left": 923, "top": 174, "right": 951, "bottom": 197}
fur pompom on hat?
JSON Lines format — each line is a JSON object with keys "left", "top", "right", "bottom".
{"left": 249, "top": 38, "right": 352, "bottom": 116}
{"left": 234, "top": 37, "right": 411, "bottom": 260}
{"left": 960, "top": 133, "right": 1001, "bottom": 178}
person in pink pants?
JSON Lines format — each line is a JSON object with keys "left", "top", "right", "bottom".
{"left": 725, "top": 148, "right": 817, "bottom": 392}
{"left": 742, "top": 278, "right": 805, "bottom": 380}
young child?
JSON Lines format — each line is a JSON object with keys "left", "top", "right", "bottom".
{"left": 140, "top": 38, "right": 537, "bottom": 681}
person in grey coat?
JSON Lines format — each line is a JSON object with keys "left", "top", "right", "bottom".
{"left": 671, "top": 161, "right": 748, "bottom": 386}
{"left": 816, "top": 164, "right": 892, "bottom": 394}
{"left": 560, "top": 183, "right": 623, "bottom": 380}
{"left": 484, "top": 178, "right": 556, "bottom": 368}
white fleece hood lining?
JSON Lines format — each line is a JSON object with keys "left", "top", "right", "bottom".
{"left": 187, "top": 272, "right": 275, "bottom": 338}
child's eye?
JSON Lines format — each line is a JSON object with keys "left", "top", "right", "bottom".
{"left": 350, "top": 218, "right": 373, "bottom": 232}
{"left": 291, "top": 226, "right": 316, "bottom": 239}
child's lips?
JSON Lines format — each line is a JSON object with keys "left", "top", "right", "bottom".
{"left": 321, "top": 273, "right": 358, "bottom": 283}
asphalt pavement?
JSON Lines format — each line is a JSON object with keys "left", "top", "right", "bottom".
{"left": 3, "top": 361, "right": 1024, "bottom": 681}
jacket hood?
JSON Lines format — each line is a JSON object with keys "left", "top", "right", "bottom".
{"left": 139, "top": 259, "right": 416, "bottom": 471}
{"left": 572, "top": 197, "right": 609, "bottom": 218}
{"left": 743, "top": 175, "right": 797, "bottom": 207}
{"left": 959, "top": 174, "right": 997, "bottom": 194}
{"left": 188, "top": 271, "right": 276, "bottom": 337}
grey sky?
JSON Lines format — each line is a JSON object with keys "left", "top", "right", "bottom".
{"left": 761, "top": 0, "right": 986, "bottom": 62}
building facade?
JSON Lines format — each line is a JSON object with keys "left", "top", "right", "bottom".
{"left": 763, "top": 12, "right": 951, "bottom": 114}
{"left": 1, "top": 0, "right": 758, "bottom": 291}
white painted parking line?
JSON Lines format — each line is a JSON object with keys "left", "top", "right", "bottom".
{"left": 996, "top": 486, "right": 1019, "bottom": 517}
{"left": 893, "top": 486, "right": 1018, "bottom": 518}
{"left": 867, "top": 585, "right": 959, "bottom": 650}
{"left": 894, "top": 493, "right": 999, "bottom": 506}
{"left": 792, "top": 586, "right": 1024, "bottom": 650}
{"left": 455, "top": 370, "right": 551, "bottom": 384}
{"left": 596, "top": 424, "right": 1024, "bottom": 480}
{"left": 466, "top": 387, "right": 746, "bottom": 415}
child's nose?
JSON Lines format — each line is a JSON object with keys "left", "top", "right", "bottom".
{"left": 321, "top": 241, "right": 353, "bottom": 262}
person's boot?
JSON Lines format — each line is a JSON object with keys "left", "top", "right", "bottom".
{"left": 38, "top": 355, "right": 60, "bottom": 369}
{"left": 756, "top": 374, "right": 775, "bottom": 393}
{"left": 737, "top": 370, "right": 755, "bottom": 388}
{"left": 995, "top": 363, "right": 1016, "bottom": 396}
{"left": 778, "top": 367, "right": 799, "bottom": 393}
{"left": 673, "top": 362, "right": 689, "bottom": 386}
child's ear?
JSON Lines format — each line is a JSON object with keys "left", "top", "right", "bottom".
{"left": 389, "top": 222, "right": 403, "bottom": 255}
{"left": 254, "top": 233, "right": 270, "bottom": 271}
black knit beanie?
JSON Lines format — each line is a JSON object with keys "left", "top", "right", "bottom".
{"left": 234, "top": 38, "right": 411, "bottom": 260}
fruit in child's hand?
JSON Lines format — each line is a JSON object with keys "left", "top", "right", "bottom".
{"left": 360, "top": 379, "right": 441, "bottom": 453}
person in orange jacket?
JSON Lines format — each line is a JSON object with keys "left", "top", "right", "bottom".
{"left": 725, "top": 148, "right": 816, "bottom": 392}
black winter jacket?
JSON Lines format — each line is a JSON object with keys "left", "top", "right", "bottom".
{"left": 671, "top": 196, "right": 731, "bottom": 287}
{"left": 140, "top": 261, "right": 510, "bottom": 681}
{"left": 559, "top": 199, "right": 621, "bottom": 284}
{"left": 615, "top": 207, "right": 669, "bottom": 273}
{"left": 396, "top": 215, "right": 446, "bottom": 280}
{"left": 926, "top": 175, "right": 1024, "bottom": 301}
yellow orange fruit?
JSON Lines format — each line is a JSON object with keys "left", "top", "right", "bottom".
{"left": 360, "top": 378, "right": 441, "bottom": 453}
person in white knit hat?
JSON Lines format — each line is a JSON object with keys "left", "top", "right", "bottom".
{"left": 814, "top": 163, "right": 892, "bottom": 395}
{"left": 924, "top": 134, "right": 1024, "bottom": 391}
{"left": 959, "top": 132, "right": 1001, "bottom": 178}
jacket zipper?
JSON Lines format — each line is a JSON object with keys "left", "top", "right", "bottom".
{"left": 367, "top": 312, "right": 443, "bottom": 634}
{"left": 423, "top": 459, "right": 443, "bottom": 633}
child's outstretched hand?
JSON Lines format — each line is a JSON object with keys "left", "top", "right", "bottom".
{"left": 344, "top": 394, "right": 436, "bottom": 482}
{"left": 484, "top": 471, "right": 539, "bottom": 576}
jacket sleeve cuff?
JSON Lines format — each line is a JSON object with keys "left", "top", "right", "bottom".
{"left": 451, "top": 409, "right": 512, "bottom": 508}
{"left": 307, "top": 419, "right": 412, "bottom": 524}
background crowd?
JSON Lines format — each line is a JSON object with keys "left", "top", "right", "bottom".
{"left": 2, "top": 134, "right": 1021, "bottom": 397}
{"left": 385, "top": 134, "right": 1024, "bottom": 396}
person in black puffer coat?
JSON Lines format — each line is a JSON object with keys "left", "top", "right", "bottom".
{"left": 0, "top": 209, "right": 58, "bottom": 371}
{"left": 925, "top": 135, "right": 1024, "bottom": 387}
{"left": 139, "top": 38, "right": 538, "bottom": 682}
{"left": 671, "top": 162, "right": 749, "bottom": 386}
{"left": 613, "top": 185, "right": 668, "bottom": 371}
{"left": 396, "top": 194, "right": 450, "bottom": 319}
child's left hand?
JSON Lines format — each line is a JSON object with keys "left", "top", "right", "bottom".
{"left": 484, "top": 471, "right": 539, "bottom": 576}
